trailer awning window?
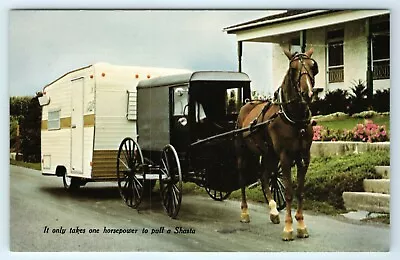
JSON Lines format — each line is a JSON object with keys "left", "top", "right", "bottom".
{"left": 126, "top": 91, "right": 137, "bottom": 120}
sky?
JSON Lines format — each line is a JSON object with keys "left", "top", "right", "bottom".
{"left": 8, "top": 10, "right": 276, "bottom": 97}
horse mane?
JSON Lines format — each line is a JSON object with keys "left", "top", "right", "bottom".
{"left": 280, "top": 69, "right": 293, "bottom": 96}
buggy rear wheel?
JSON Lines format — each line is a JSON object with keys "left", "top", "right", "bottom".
{"left": 205, "top": 187, "right": 231, "bottom": 201}
{"left": 116, "top": 137, "right": 144, "bottom": 209}
{"left": 262, "top": 162, "right": 286, "bottom": 211}
{"left": 159, "top": 144, "right": 182, "bottom": 219}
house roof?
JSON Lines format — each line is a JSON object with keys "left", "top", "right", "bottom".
{"left": 224, "top": 10, "right": 340, "bottom": 33}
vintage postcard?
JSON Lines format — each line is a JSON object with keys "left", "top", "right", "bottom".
{"left": 9, "top": 9, "right": 390, "bottom": 253}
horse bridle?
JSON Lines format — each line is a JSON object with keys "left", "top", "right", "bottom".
{"left": 275, "top": 53, "right": 318, "bottom": 125}
{"left": 290, "top": 53, "right": 317, "bottom": 101}
{"left": 275, "top": 53, "right": 317, "bottom": 105}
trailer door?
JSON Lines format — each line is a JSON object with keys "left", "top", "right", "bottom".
{"left": 71, "top": 77, "right": 84, "bottom": 174}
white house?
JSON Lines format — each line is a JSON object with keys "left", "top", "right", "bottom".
{"left": 224, "top": 10, "right": 390, "bottom": 97}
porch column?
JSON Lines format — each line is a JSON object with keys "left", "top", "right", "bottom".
{"left": 366, "top": 18, "right": 374, "bottom": 107}
{"left": 300, "top": 30, "right": 307, "bottom": 53}
{"left": 238, "top": 41, "right": 243, "bottom": 72}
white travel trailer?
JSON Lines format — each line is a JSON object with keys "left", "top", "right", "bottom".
{"left": 39, "top": 62, "right": 190, "bottom": 190}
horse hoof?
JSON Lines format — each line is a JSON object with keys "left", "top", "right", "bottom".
{"left": 240, "top": 213, "right": 250, "bottom": 223}
{"left": 297, "top": 228, "right": 309, "bottom": 238}
{"left": 282, "top": 231, "right": 294, "bottom": 241}
{"left": 270, "top": 214, "right": 280, "bottom": 224}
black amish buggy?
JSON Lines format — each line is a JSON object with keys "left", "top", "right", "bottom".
{"left": 116, "top": 71, "right": 285, "bottom": 218}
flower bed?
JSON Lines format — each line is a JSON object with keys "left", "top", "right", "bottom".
{"left": 313, "top": 120, "right": 389, "bottom": 143}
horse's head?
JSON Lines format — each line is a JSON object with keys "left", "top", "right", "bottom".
{"left": 284, "top": 48, "right": 319, "bottom": 103}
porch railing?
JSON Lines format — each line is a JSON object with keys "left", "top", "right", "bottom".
{"left": 328, "top": 66, "right": 344, "bottom": 83}
{"left": 373, "top": 59, "right": 390, "bottom": 80}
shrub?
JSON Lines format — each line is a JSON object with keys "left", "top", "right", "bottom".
{"left": 299, "top": 150, "right": 390, "bottom": 209}
{"left": 312, "top": 112, "right": 348, "bottom": 122}
{"left": 351, "top": 110, "right": 379, "bottom": 119}
{"left": 310, "top": 86, "right": 389, "bottom": 116}
{"left": 348, "top": 79, "right": 369, "bottom": 114}
{"left": 373, "top": 89, "right": 390, "bottom": 112}
{"left": 323, "top": 89, "right": 350, "bottom": 114}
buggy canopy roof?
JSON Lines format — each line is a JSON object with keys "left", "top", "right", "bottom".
{"left": 137, "top": 71, "right": 250, "bottom": 89}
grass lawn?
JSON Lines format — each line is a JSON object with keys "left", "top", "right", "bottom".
{"left": 10, "top": 159, "right": 41, "bottom": 170}
{"left": 316, "top": 115, "right": 390, "bottom": 132}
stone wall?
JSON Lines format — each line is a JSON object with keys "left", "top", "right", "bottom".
{"left": 310, "top": 141, "right": 390, "bottom": 157}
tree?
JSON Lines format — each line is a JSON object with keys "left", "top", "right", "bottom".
{"left": 10, "top": 96, "right": 42, "bottom": 162}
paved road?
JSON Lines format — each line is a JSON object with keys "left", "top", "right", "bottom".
{"left": 10, "top": 165, "right": 390, "bottom": 252}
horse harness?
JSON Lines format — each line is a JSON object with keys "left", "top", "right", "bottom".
{"left": 240, "top": 54, "right": 317, "bottom": 154}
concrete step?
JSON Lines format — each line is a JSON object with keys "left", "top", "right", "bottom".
{"left": 343, "top": 192, "right": 390, "bottom": 214}
{"left": 375, "top": 166, "right": 390, "bottom": 179}
{"left": 363, "top": 179, "right": 390, "bottom": 194}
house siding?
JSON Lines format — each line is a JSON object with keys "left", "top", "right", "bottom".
{"left": 343, "top": 20, "right": 368, "bottom": 92}
{"left": 306, "top": 27, "right": 326, "bottom": 91}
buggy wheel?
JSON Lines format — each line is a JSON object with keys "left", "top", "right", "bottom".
{"left": 159, "top": 144, "right": 182, "bottom": 219}
{"left": 262, "top": 162, "right": 286, "bottom": 211}
{"left": 205, "top": 187, "right": 231, "bottom": 201}
{"left": 116, "top": 137, "right": 144, "bottom": 209}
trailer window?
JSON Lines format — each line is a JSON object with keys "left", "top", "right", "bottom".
{"left": 126, "top": 91, "right": 137, "bottom": 120}
{"left": 48, "top": 110, "right": 61, "bottom": 130}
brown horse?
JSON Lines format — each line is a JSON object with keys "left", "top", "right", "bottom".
{"left": 235, "top": 48, "right": 318, "bottom": 241}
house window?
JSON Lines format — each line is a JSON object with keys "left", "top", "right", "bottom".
{"left": 327, "top": 29, "right": 344, "bottom": 83}
{"left": 48, "top": 110, "right": 60, "bottom": 130}
{"left": 371, "top": 20, "right": 390, "bottom": 80}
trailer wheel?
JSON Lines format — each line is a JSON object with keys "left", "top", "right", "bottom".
{"left": 261, "top": 162, "right": 286, "bottom": 211}
{"left": 117, "top": 137, "right": 144, "bottom": 209}
{"left": 159, "top": 144, "right": 182, "bottom": 219}
{"left": 63, "top": 174, "right": 80, "bottom": 191}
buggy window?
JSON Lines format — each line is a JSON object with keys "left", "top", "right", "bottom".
{"left": 192, "top": 84, "right": 243, "bottom": 121}
{"left": 226, "top": 88, "right": 242, "bottom": 115}
{"left": 173, "top": 86, "right": 189, "bottom": 116}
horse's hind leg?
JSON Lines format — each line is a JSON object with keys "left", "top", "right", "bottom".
{"left": 295, "top": 153, "right": 310, "bottom": 238}
{"left": 261, "top": 157, "right": 280, "bottom": 224}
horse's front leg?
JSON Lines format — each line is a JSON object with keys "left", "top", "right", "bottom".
{"left": 237, "top": 155, "right": 250, "bottom": 223}
{"left": 295, "top": 152, "right": 310, "bottom": 238}
{"left": 280, "top": 152, "right": 294, "bottom": 241}
{"left": 261, "top": 157, "right": 280, "bottom": 224}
